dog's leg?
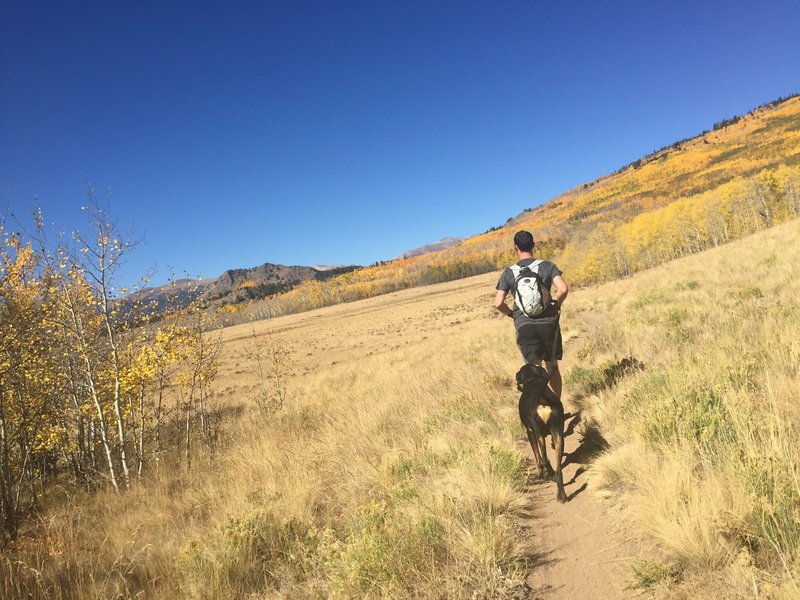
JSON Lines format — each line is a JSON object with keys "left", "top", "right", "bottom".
{"left": 537, "top": 433, "right": 555, "bottom": 478}
{"left": 527, "top": 429, "right": 546, "bottom": 480}
{"left": 551, "top": 421, "right": 567, "bottom": 503}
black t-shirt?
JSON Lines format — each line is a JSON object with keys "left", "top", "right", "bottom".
{"left": 497, "top": 258, "right": 563, "bottom": 328}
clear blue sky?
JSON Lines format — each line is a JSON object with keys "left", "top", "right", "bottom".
{"left": 2, "top": 1, "right": 799, "bottom": 285}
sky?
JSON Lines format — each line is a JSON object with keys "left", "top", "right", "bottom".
{"left": 2, "top": 1, "right": 799, "bottom": 286}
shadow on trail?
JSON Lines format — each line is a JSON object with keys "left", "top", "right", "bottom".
{"left": 552, "top": 412, "right": 609, "bottom": 501}
{"left": 563, "top": 418, "right": 608, "bottom": 469}
{"left": 567, "top": 481, "right": 589, "bottom": 501}
{"left": 565, "top": 466, "right": 586, "bottom": 486}
{"left": 563, "top": 411, "right": 582, "bottom": 438}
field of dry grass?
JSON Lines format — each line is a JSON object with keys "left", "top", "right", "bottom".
{"left": 3, "top": 272, "right": 556, "bottom": 598}
{"left": 571, "top": 219, "right": 800, "bottom": 598}
{"left": 3, "top": 219, "right": 799, "bottom": 598}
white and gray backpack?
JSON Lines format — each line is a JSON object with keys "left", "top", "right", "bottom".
{"left": 510, "top": 261, "right": 550, "bottom": 318}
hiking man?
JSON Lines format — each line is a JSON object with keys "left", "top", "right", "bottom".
{"left": 494, "top": 230, "right": 569, "bottom": 397}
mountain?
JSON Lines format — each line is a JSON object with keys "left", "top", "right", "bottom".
{"left": 394, "top": 237, "right": 465, "bottom": 260}
{"left": 129, "top": 262, "right": 358, "bottom": 313}
{"left": 123, "top": 277, "right": 214, "bottom": 314}
{"left": 201, "top": 263, "right": 357, "bottom": 304}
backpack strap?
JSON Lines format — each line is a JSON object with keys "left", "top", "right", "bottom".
{"left": 510, "top": 259, "right": 543, "bottom": 282}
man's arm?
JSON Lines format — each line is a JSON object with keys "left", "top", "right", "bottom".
{"left": 552, "top": 275, "right": 569, "bottom": 305}
{"left": 494, "top": 289, "right": 513, "bottom": 318}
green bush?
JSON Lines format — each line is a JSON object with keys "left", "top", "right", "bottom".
{"left": 489, "top": 447, "right": 528, "bottom": 492}
{"left": 631, "top": 290, "right": 668, "bottom": 309}
{"left": 735, "top": 285, "right": 763, "bottom": 300}
{"left": 328, "top": 501, "right": 446, "bottom": 597}
{"left": 567, "top": 357, "right": 645, "bottom": 397}
{"left": 566, "top": 365, "right": 608, "bottom": 397}
{"left": 629, "top": 558, "right": 677, "bottom": 589}
{"left": 626, "top": 373, "right": 731, "bottom": 449}
{"left": 675, "top": 280, "right": 700, "bottom": 291}
{"left": 179, "top": 511, "right": 313, "bottom": 596}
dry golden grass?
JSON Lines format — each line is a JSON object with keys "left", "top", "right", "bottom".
{"left": 572, "top": 219, "right": 800, "bottom": 598}
{"left": 3, "top": 219, "right": 800, "bottom": 599}
{"left": 2, "top": 272, "right": 540, "bottom": 599}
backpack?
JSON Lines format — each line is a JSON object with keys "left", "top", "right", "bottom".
{"left": 510, "top": 261, "right": 550, "bottom": 318}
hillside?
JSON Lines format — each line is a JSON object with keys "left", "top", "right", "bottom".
{"left": 218, "top": 94, "right": 800, "bottom": 324}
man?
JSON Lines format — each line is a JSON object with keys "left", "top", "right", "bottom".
{"left": 494, "top": 230, "right": 569, "bottom": 397}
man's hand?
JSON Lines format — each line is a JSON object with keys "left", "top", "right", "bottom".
{"left": 552, "top": 275, "right": 569, "bottom": 305}
{"left": 494, "top": 289, "right": 513, "bottom": 318}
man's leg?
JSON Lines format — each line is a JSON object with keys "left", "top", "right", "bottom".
{"left": 546, "top": 319, "right": 563, "bottom": 398}
{"left": 518, "top": 325, "right": 560, "bottom": 397}
{"left": 546, "top": 360, "right": 562, "bottom": 398}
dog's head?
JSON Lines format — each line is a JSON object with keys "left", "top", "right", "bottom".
{"left": 516, "top": 364, "right": 553, "bottom": 400}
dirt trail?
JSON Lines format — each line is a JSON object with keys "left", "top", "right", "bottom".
{"left": 520, "top": 313, "right": 635, "bottom": 599}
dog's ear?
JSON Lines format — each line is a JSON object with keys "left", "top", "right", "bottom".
{"left": 515, "top": 366, "right": 527, "bottom": 391}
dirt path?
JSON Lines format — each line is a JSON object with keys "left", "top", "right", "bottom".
{"left": 519, "top": 317, "right": 635, "bottom": 599}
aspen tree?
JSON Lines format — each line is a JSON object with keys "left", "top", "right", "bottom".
{"left": 178, "top": 304, "right": 220, "bottom": 464}
{"left": 0, "top": 233, "right": 38, "bottom": 538}
{"left": 54, "top": 266, "right": 120, "bottom": 491}
{"left": 69, "top": 193, "right": 138, "bottom": 489}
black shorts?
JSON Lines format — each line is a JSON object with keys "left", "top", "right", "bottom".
{"left": 516, "top": 318, "right": 563, "bottom": 363}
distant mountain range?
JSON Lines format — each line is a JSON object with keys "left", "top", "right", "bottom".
{"left": 130, "top": 236, "right": 460, "bottom": 312}
{"left": 129, "top": 263, "right": 358, "bottom": 312}
{"left": 394, "top": 237, "right": 465, "bottom": 260}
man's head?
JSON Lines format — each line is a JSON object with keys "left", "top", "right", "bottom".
{"left": 513, "top": 230, "right": 534, "bottom": 253}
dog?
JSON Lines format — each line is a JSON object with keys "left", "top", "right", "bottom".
{"left": 516, "top": 364, "right": 567, "bottom": 503}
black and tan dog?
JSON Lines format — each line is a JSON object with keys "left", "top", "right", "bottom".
{"left": 516, "top": 364, "right": 567, "bottom": 503}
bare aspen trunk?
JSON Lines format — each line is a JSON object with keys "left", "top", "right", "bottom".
{"left": 0, "top": 404, "right": 17, "bottom": 540}
{"left": 137, "top": 385, "right": 145, "bottom": 476}
{"left": 787, "top": 181, "right": 800, "bottom": 215}
{"left": 185, "top": 401, "right": 191, "bottom": 468}
{"left": 154, "top": 380, "right": 165, "bottom": 469}
{"left": 751, "top": 179, "right": 774, "bottom": 228}
{"left": 103, "top": 313, "right": 130, "bottom": 488}
{"left": 60, "top": 414, "right": 82, "bottom": 481}
{"left": 85, "top": 358, "right": 120, "bottom": 493}
{"left": 76, "top": 415, "right": 85, "bottom": 473}
{"left": 128, "top": 387, "right": 139, "bottom": 472}
{"left": 199, "top": 387, "right": 208, "bottom": 444}
{"left": 89, "top": 418, "right": 97, "bottom": 471}
{"left": 16, "top": 442, "right": 31, "bottom": 508}
{"left": 111, "top": 371, "right": 130, "bottom": 486}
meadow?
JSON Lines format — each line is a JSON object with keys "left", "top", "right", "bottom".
{"left": 1, "top": 269, "right": 546, "bottom": 598}
{"left": 3, "top": 216, "right": 799, "bottom": 598}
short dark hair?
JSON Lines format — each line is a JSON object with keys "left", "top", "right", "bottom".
{"left": 514, "top": 230, "right": 534, "bottom": 252}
